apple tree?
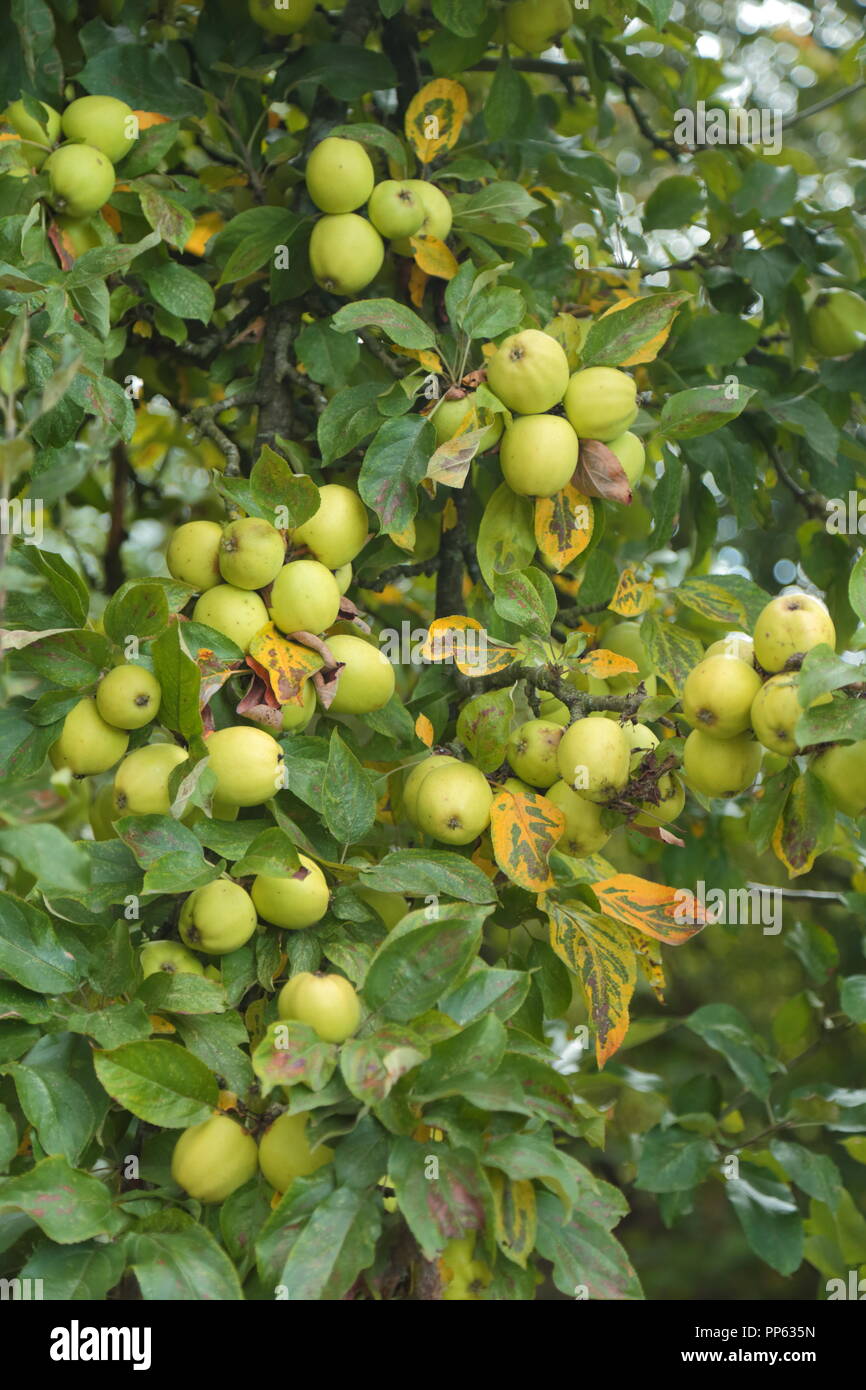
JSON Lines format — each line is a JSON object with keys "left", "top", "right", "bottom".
{"left": 0, "top": 0, "right": 865, "bottom": 1301}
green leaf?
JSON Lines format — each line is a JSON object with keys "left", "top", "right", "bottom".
{"left": 388, "top": 1137, "right": 486, "bottom": 1258}
{"left": 493, "top": 567, "right": 555, "bottom": 639}
{"left": 19, "top": 1239, "right": 126, "bottom": 1300}
{"left": 93, "top": 1040, "right": 218, "bottom": 1127}
{"left": 328, "top": 122, "right": 408, "bottom": 174}
{"left": 769, "top": 1139, "right": 843, "bottom": 1211}
{"left": 640, "top": 616, "right": 705, "bottom": 696}
{"left": 295, "top": 319, "right": 360, "bottom": 389}
{"left": 840, "top": 975, "right": 866, "bottom": 1024}
{"left": 635, "top": 1125, "right": 718, "bottom": 1192}
{"left": 731, "top": 162, "right": 798, "bottom": 220}
{"left": 0, "top": 893, "right": 81, "bottom": 994}
{"left": 726, "top": 1163, "right": 804, "bottom": 1276}
{"left": 322, "top": 731, "right": 377, "bottom": 844}
{"left": 271, "top": 1186, "right": 381, "bottom": 1300}
{"left": 144, "top": 262, "right": 215, "bottom": 325}
{"left": 459, "top": 285, "right": 525, "bottom": 341}
{"left": 643, "top": 176, "right": 704, "bottom": 230}
{"left": 363, "top": 904, "right": 489, "bottom": 1021}
{"left": 331, "top": 298, "right": 435, "bottom": 349}
{"left": 660, "top": 384, "right": 757, "bottom": 439}
{"left": 484, "top": 52, "right": 524, "bottom": 140}
{"left": 76, "top": 48, "right": 205, "bottom": 117}
{"left": 0, "top": 1156, "right": 121, "bottom": 1243}
{"left": 358, "top": 849, "right": 497, "bottom": 903}
{"left": 358, "top": 415, "right": 435, "bottom": 533}
{"left": 6, "top": 1062, "right": 98, "bottom": 1164}
{"left": 535, "top": 1191, "right": 643, "bottom": 1299}
{"left": 687, "top": 1003, "right": 774, "bottom": 1100}
{"left": 477, "top": 482, "right": 536, "bottom": 590}
{"left": 128, "top": 1226, "right": 244, "bottom": 1300}
{"left": 440, "top": 967, "right": 531, "bottom": 1024}
{"left": 318, "top": 382, "right": 383, "bottom": 466}
{"left": 341, "top": 1023, "right": 429, "bottom": 1103}
{"left": 137, "top": 185, "right": 195, "bottom": 253}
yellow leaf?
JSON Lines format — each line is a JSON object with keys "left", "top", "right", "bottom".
{"left": 408, "top": 262, "right": 428, "bottom": 307}
{"left": 415, "top": 713, "right": 434, "bottom": 748}
{"left": 598, "top": 296, "right": 677, "bottom": 366}
{"left": 534, "top": 486, "right": 593, "bottom": 572}
{"left": 404, "top": 79, "right": 468, "bottom": 163}
{"left": 593, "top": 873, "right": 711, "bottom": 944}
{"left": 544, "top": 893, "right": 637, "bottom": 1067}
{"left": 489, "top": 788, "right": 564, "bottom": 892}
{"left": 388, "top": 518, "right": 416, "bottom": 551}
{"left": 394, "top": 346, "right": 443, "bottom": 373}
{"left": 133, "top": 110, "right": 171, "bottom": 130}
{"left": 247, "top": 625, "right": 322, "bottom": 705}
{"left": 148, "top": 1015, "right": 176, "bottom": 1033}
{"left": 412, "top": 235, "right": 459, "bottom": 280}
{"left": 185, "top": 211, "right": 224, "bottom": 257}
{"left": 421, "top": 616, "right": 519, "bottom": 676}
{"left": 609, "top": 567, "right": 654, "bottom": 616}
{"left": 132, "top": 319, "right": 153, "bottom": 338}
{"left": 578, "top": 648, "right": 638, "bottom": 679}
{"left": 488, "top": 1169, "right": 537, "bottom": 1269}
{"left": 442, "top": 497, "right": 458, "bottom": 531}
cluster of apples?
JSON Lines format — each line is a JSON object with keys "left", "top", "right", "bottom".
{"left": 2, "top": 93, "right": 138, "bottom": 218}
{"left": 436, "top": 326, "right": 645, "bottom": 499}
{"left": 680, "top": 591, "right": 864, "bottom": 813}
{"left": 304, "top": 134, "right": 452, "bottom": 296}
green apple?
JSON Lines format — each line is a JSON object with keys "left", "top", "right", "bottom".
{"left": 258, "top": 1112, "right": 333, "bottom": 1193}
{"left": 270, "top": 559, "right": 341, "bottom": 636}
{"left": 808, "top": 288, "right": 866, "bottom": 357}
{"left": 499, "top": 413, "right": 579, "bottom": 496}
{"left": 290, "top": 483, "right": 369, "bottom": 569}
{"left": 486, "top": 329, "right": 570, "bottom": 415}
{"left": 218, "top": 516, "right": 285, "bottom": 590}
{"left": 281, "top": 679, "right": 317, "bottom": 731}
{"left": 683, "top": 729, "right": 761, "bottom": 798}
{"left": 705, "top": 632, "right": 753, "bottom": 663}
{"left": 113, "top": 742, "right": 188, "bottom": 816}
{"left": 89, "top": 782, "right": 118, "bottom": 840}
{"left": 277, "top": 970, "right": 361, "bottom": 1043}
{"left": 171, "top": 1113, "right": 258, "bottom": 1203}
{"left": 413, "top": 761, "right": 493, "bottom": 845}
{"left": 50, "top": 698, "right": 128, "bottom": 775}
{"left": 391, "top": 180, "right": 452, "bottom": 253}
{"left": 356, "top": 885, "right": 409, "bottom": 930}
{"left": 682, "top": 654, "right": 762, "bottom": 739}
{"left": 811, "top": 741, "right": 866, "bottom": 817}
{"left": 167, "top": 519, "right": 223, "bottom": 591}
{"left": 309, "top": 213, "right": 384, "bottom": 295}
{"left": 433, "top": 393, "right": 503, "bottom": 454}
{"left": 751, "top": 673, "right": 830, "bottom": 756}
{"left": 252, "top": 854, "right": 330, "bottom": 929}
{"left": 506, "top": 719, "right": 564, "bottom": 787}
{"left": 193, "top": 584, "right": 270, "bottom": 651}
{"left": 606, "top": 431, "right": 645, "bottom": 488}
{"left": 140, "top": 940, "right": 204, "bottom": 979}
{"left": 624, "top": 721, "right": 659, "bottom": 771}
{"left": 205, "top": 725, "right": 283, "bottom": 805}
{"left": 402, "top": 754, "right": 460, "bottom": 820}
{"left": 545, "top": 778, "right": 613, "bottom": 857}
{"left": 753, "top": 593, "right": 836, "bottom": 673}
{"left": 61, "top": 95, "right": 137, "bottom": 164}
{"left": 44, "top": 143, "right": 115, "bottom": 218}
{"left": 179, "top": 878, "right": 258, "bottom": 955}
{"left": 564, "top": 367, "right": 638, "bottom": 442}
{"left": 248, "top": 0, "right": 315, "bottom": 32}
{"left": 96, "top": 664, "right": 161, "bottom": 730}
{"left": 324, "top": 634, "right": 395, "bottom": 714}
{"left": 556, "top": 718, "right": 630, "bottom": 803}
{"left": 4, "top": 97, "right": 60, "bottom": 168}
{"left": 634, "top": 773, "right": 686, "bottom": 827}
{"left": 368, "top": 179, "right": 425, "bottom": 238}
{"left": 503, "top": 0, "right": 572, "bottom": 52}
{"left": 305, "top": 136, "right": 374, "bottom": 213}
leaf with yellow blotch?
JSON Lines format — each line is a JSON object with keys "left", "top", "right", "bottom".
{"left": 490, "top": 788, "right": 564, "bottom": 892}
{"left": 412, "top": 235, "right": 459, "bottom": 279}
{"left": 394, "top": 346, "right": 443, "bottom": 373}
{"left": 457, "top": 688, "right": 513, "bottom": 772}
{"left": 574, "top": 438, "right": 633, "bottom": 503}
{"left": 442, "top": 496, "right": 458, "bottom": 530}
{"left": 543, "top": 893, "right": 637, "bottom": 1067}
{"left": 577, "top": 648, "right": 638, "bottom": 680}
{"left": 247, "top": 625, "right": 321, "bottom": 706}
{"left": 771, "top": 774, "right": 823, "bottom": 878}
{"left": 421, "top": 616, "right": 519, "bottom": 676}
{"left": 609, "top": 567, "right": 653, "bottom": 617}
{"left": 534, "top": 486, "right": 593, "bottom": 571}
{"left": 405, "top": 79, "right": 468, "bottom": 163}
{"left": 426, "top": 426, "right": 490, "bottom": 488}
{"left": 626, "top": 927, "right": 666, "bottom": 1003}
{"left": 185, "top": 211, "right": 223, "bottom": 257}
{"left": 581, "top": 292, "right": 691, "bottom": 368}
{"left": 388, "top": 519, "right": 416, "bottom": 551}
{"left": 471, "top": 845, "right": 499, "bottom": 881}
{"left": 593, "top": 873, "right": 710, "bottom": 945}
{"left": 148, "top": 1015, "right": 176, "bottom": 1034}
{"left": 408, "top": 263, "right": 428, "bottom": 307}
{"left": 489, "top": 1169, "right": 536, "bottom": 1269}
{"left": 414, "top": 713, "right": 434, "bottom": 748}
